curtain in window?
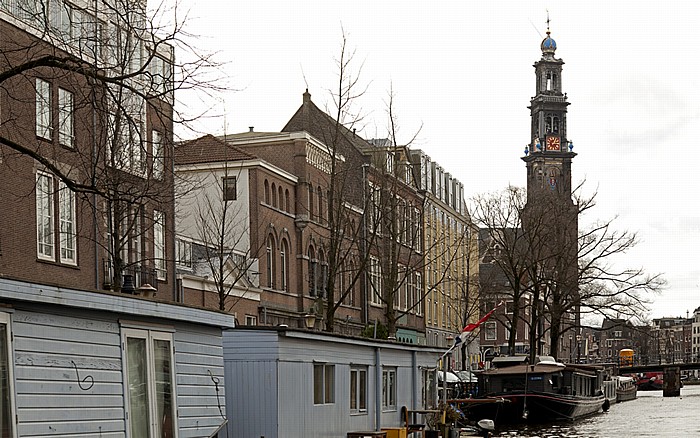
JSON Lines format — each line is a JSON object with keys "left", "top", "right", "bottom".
{"left": 154, "top": 339, "right": 174, "bottom": 437}
{"left": 127, "top": 337, "right": 149, "bottom": 437}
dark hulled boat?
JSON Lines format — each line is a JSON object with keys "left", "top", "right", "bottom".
{"left": 466, "top": 357, "right": 607, "bottom": 424}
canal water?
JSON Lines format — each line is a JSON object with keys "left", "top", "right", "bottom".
{"left": 492, "top": 385, "right": 700, "bottom": 438}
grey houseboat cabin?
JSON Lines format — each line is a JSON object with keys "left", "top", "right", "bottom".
{"left": 0, "top": 278, "right": 234, "bottom": 437}
{"left": 224, "top": 326, "right": 446, "bottom": 438}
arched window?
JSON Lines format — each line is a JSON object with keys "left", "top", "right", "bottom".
{"left": 309, "top": 185, "right": 315, "bottom": 221}
{"left": 271, "top": 183, "right": 277, "bottom": 208}
{"left": 308, "top": 247, "right": 317, "bottom": 296}
{"left": 278, "top": 186, "right": 284, "bottom": 210}
{"left": 317, "top": 185, "right": 323, "bottom": 223}
{"left": 264, "top": 180, "right": 270, "bottom": 204}
{"left": 285, "top": 189, "right": 291, "bottom": 213}
{"left": 553, "top": 117, "right": 560, "bottom": 133}
{"left": 318, "top": 249, "right": 327, "bottom": 298}
{"left": 280, "top": 239, "right": 288, "bottom": 291}
{"left": 266, "top": 235, "right": 276, "bottom": 288}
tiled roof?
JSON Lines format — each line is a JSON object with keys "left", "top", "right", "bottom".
{"left": 282, "top": 90, "right": 374, "bottom": 154}
{"left": 175, "top": 134, "right": 257, "bottom": 165}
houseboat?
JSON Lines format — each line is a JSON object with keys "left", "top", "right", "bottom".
{"left": 465, "top": 356, "right": 607, "bottom": 424}
{"left": 616, "top": 376, "right": 638, "bottom": 402}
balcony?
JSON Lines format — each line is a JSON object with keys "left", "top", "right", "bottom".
{"left": 102, "top": 259, "right": 158, "bottom": 294}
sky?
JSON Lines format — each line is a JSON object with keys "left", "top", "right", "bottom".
{"left": 173, "top": 1, "right": 700, "bottom": 321}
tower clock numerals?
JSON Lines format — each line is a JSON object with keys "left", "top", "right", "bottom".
{"left": 545, "top": 136, "right": 561, "bottom": 151}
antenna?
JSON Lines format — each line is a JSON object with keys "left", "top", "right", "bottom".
{"left": 300, "top": 63, "right": 309, "bottom": 90}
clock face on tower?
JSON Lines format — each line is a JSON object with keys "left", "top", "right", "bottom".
{"left": 546, "top": 136, "right": 561, "bottom": 151}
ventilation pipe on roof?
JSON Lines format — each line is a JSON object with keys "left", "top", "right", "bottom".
{"left": 249, "top": 126, "right": 254, "bottom": 132}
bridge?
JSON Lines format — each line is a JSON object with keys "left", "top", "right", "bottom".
{"left": 619, "top": 363, "right": 700, "bottom": 397}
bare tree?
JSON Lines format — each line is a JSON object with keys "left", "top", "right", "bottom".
{"left": 0, "top": 0, "right": 223, "bottom": 293}
{"left": 472, "top": 184, "right": 665, "bottom": 360}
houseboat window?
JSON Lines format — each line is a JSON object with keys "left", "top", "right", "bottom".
{"left": 382, "top": 368, "right": 397, "bottom": 410}
{"left": 350, "top": 367, "right": 367, "bottom": 413}
{"left": 123, "top": 328, "right": 176, "bottom": 437}
{"left": 0, "top": 313, "right": 15, "bottom": 437}
{"left": 313, "top": 363, "right": 335, "bottom": 404}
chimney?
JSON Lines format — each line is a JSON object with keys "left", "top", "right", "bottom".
{"left": 303, "top": 88, "right": 311, "bottom": 104}
{"left": 249, "top": 127, "right": 254, "bottom": 132}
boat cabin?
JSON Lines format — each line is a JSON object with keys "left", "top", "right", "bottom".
{"left": 479, "top": 358, "right": 605, "bottom": 397}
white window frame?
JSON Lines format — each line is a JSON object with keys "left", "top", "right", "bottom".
{"left": 36, "top": 172, "right": 54, "bottom": 260}
{"left": 58, "top": 88, "right": 74, "bottom": 147}
{"left": 58, "top": 181, "right": 77, "bottom": 264}
{"left": 153, "top": 210, "right": 166, "bottom": 280}
{"left": 350, "top": 366, "right": 367, "bottom": 414}
{"left": 0, "top": 312, "right": 17, "bottom": 437}
{"left": 484, "top": 321, "right": 497, "bottom": 341}
{"left": 36, "top": 78, "right": 52, "bottom": 139}
{"left": 369, "top": 256, "right": 382, "bottom": 306}
{"left": 382, "top": 367, "right": 397, "bottom": 411}
{"left": 122, "top": 327, "right": 178, "bottom": 438}
{"left": 152, "top": 130, "right": 163, "bottom": 179}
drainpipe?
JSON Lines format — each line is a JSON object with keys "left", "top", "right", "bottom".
{"left": 412, "top": 351, "right": 418, "bottom": 410}
{"left": 375, "top": 346, "right": 381, "bottom": 431}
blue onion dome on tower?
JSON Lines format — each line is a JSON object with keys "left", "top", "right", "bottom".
{"left": 541, "top": 30, "right": 556, "bottom": 54}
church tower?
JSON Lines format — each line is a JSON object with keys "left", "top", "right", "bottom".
{"left": 522, "top": 23, "right": 576, "bottom": 203}
{"left": 521, "top": 22, "right": 580, "bottom": 361}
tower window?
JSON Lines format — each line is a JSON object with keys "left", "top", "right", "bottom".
{"left": 553, "top": 117, "right": 559, "bottom": 133}
{"left": 546, "top": 71, "right": 552, "bottom": 91}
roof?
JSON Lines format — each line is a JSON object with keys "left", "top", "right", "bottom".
{"left": 282, "top": 89, "right": 374, "bottom": 156}
{"left": 481, "top": 362, "right": 566, "bottom": 376}
{"left": 175, "top": 134, "right": 257, "bottom": 165}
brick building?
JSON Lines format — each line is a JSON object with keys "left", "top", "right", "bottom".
{"left": 0, "top": 1, "right": 234, "bottom": 435}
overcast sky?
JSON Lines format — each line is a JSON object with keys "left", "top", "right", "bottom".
{"left": 174, "top": 1, "right": 700, "bottom": 321}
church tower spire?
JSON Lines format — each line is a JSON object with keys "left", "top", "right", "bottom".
{"left": 522, "top": 20, "right": 576, "bottom": 203}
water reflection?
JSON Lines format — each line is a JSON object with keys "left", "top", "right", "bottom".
{"left": 493, "top": 386, "right": 700, "bottom": 438}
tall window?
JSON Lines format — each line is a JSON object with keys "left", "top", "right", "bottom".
{"left": 36, "top": 172, "right": 54, "bottom": 259}
{"left": 280, "top": 239, "right": 288, "bottom": 291}
{"left": 485, "top": 322, "right": 497, "bottom": 341}
{"left": 175, "top": 238, "right": 192, "bottom": 268}
{"left": 58, "top": 182, "right": 76, "bottom": 264}
{"left": 266, "top": 235, "right": 275, "bottom": 288}
{"left": 313, "top": 363, "right": 335, "bottom": 404}
{"left": 264, "top": 180, "right": 270, "bottom": 204}
{"left": 308, "top": 185, "right": 315, "bottom": 221}
{"left": 308, "top": 247, "right": 317, "bottom": 296}
{"left": 271, "top": 183, "right": 277, "bottom": 208}
{"left": 350, "top": 367, "right": 367, "bottom": 413}
{"left": 36, "top": 78, "right": 52, "bottom": 139}
{"left": 368, "top": 257, "right": 382, "bottom": 305}
{"left": 153, "top": 211, "right": 165, "bottom": 280}
{"left": 58, "top": 88, "right": 74, "bottom": 147}
{"left": 123, "top": 327, "right": 176, "bottom": 438}
{"left": 318, "top": 250, "right": 327, "bottom": 298}
{"left": 222, "top": 176, "right": 236, "bottom": 201}
{"left": 382, "top": 368, "right": 397, "bottom": 410}
{"left": 152, "top": 131, "right": 163, "bottom": 179}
